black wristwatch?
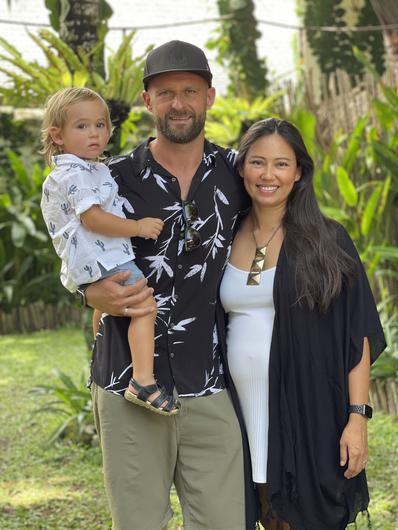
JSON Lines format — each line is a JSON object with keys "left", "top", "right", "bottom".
{"left": 348, "top": 404, "right": 373, "bottom": 419}
{"left": 76, "top": 286, "right": 88, "bottom": 308}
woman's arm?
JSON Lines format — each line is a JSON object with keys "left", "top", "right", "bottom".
{"left": 80, "top": 205, "right": 163, "bottom": 240}
{"left": 339, "top": 337, "right": 370, "bottom": 479}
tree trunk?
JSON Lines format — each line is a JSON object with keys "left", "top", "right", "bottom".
{"left": 59, "top": 0, "right": 110, "bottom": 76}
{"left": 216, "top": 0, "right": 268, "bottom": 99}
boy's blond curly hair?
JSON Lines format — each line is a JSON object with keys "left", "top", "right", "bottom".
{"left": 41, "top": 87, "right": 113, "bottom": 167}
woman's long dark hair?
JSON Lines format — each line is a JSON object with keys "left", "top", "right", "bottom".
{"left": 236, "top": 118, "right": 356, "bottom": 312}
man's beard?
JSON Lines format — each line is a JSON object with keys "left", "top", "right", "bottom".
{"left": 155, "top": 109, "right": 206, "bottom": 144}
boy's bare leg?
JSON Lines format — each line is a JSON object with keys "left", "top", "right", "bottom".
{"left": 127, "top": 294, "right": 157, "bottom": 392}
{"left": 127, "top": 295, "right": 177, "bottom": 411}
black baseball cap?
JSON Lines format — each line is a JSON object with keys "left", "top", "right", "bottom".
{"left": 143, "top": 40, "right": 213, "bottom": 89}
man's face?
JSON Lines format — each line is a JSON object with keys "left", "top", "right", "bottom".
{"left": 143, "top": 72, "right": 215, "bottom": 144}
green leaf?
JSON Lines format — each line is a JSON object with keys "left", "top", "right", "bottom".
{"left": 382, "top": 85, "right": 398, "bottom": 111}
{"left": 336, "top": 166, "right": 357, "bottom": 207}
{"left": 373, "top": 99, "right": 398, "bottom": 131}
{"left": 361, "top": 186, "right": 382, "bottom": 236}
{"left": 11, "top": 221, "right": 26, "bottom": 247}
{"left": 40, "top": 29, "right": 85, "bottom": 72}
{"left": 6, "top": 150, "right": 29, "bottom": 188}
{"left": 378, "top": 175, "right": 391, "bottom": 216}
{"left": 73, "top": 70, "right": 89, "bottom": 87}
{"left": 341, "top": 116, "right": 367, "bottom": 172}
{"left": 372, "top": 141, "right": 398, "bottom": 183}
{"left": 353, "top": 46, "right": 380, "bottom": 80}
{"left": 319, "top": 205, "right": 350, "bottom": 222}
{"left": 373, "top": 246, "right": 398, "bottom": 261}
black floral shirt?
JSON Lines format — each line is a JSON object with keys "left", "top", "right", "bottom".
{"left": 91, "top": 138, "right": 249, "bottom": 397}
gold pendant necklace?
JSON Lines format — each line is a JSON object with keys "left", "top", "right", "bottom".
{"left": 246, "top": 222, "right": 281, "bottom": 286}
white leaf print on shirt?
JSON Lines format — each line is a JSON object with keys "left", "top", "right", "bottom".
{"left": 184, "top": 264, "right": 203, "bottom": 279}
{"left": 164, "top": 202, "right": 182, "bottom": 211}
{"left": 200, "top": 262, "right": 207, "bottom": 282}
{"left": 170, "top": 317, "right": 196, "bottom": 332}
{"left": 226, "top": 149, "right": 238, "bottom": 164}
{"left": 155, "top": 293, "right": 172, "bottom": 326}
{"left": 145, "top": 255, "right": 174, "bottom": 281}
{"left": 141, "top": 167, "right": 151, "bottom": 180}
{"left": 201, "top": 169, "right": 212, "bottom": 182}
{"left": 215, "top": 188, "right": 229, "bottom": 205}
{"left": 153, "top": 173, "right": 168, "bottom": 192}
{"left": 142, "top": 207, "right": 183, "bottom": 282}
{"left": 201, "top": 186, "right": 229, "bottom": 264}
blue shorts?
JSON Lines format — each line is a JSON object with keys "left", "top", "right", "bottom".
{"left": 98, "top": 260, "right": 145, "bottom": 286}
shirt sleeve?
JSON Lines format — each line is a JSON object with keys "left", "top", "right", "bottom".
{"left": 338, "top": 225, "right": 387, "bottom": 370}
{"left": 61, "top": 166, "right": 103, "bottom": 216}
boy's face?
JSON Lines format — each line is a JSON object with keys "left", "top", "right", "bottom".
{"left": 50, "top": 100, "right": 110, "bottom": 160}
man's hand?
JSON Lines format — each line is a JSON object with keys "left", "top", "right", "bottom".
{"left": 339, "top": 414, "right": 368, "bottom": 479}
{"left": 85, "top": 272, "right": 155, "bottom": 317}
{"left": 136, "top": 218, "right": 164, "bottom": 240}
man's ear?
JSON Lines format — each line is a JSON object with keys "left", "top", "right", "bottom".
{"left": 206, "top": 87, "right": 216, "bottom": 109}
{"left": 49, "top": 127, "right": 64, "bottom": 146}
{"left": 142, "top": 91, "right": 152, "bottom": 111}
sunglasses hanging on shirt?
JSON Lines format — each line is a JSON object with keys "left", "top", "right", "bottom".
{"left": 181, "top": 201, "right": 201, "bottom": 252}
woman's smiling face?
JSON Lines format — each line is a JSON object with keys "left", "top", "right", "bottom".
{"left": 241, "top": 133, "right": 301, "bottom": 210}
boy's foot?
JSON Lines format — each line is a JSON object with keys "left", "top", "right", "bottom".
{"left": 124, "top": 377, "right": 180, "bottom": 416}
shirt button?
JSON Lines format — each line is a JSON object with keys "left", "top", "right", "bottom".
{"left": 171, "top": 177, "right": 176, "bottom": 182}
{"left": 170, "top": 352, "right": 175, "bottom": 358}
{"left": 177, "top": 264, "right": 182, "bottom": 270}
{"left": 174, "top": 294, "right": 178, "bottom": 301}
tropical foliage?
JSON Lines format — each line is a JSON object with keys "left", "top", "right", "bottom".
{"left": 208, "top": 0, "right": 269, "bottom": 99}
{"left": 0, "top": 150, "right": 64, "bottom": 312}
{"left": 33, "top": 368, "right": 94, "bottom": 445}
{"left": 0, "top": 29, "right": 147, "bottom": 152}
{"left": 301, "top": 0, "right": 385, "bottom": 90}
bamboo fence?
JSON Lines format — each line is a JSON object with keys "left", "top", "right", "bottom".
{"left": 0, "top": 301, "right": 81, "bottom": 334}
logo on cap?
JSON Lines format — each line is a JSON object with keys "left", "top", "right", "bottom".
{"left": 167, "top": 50, "right": 190, "bottom": 68}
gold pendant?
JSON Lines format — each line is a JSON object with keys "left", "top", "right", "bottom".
{"left": 247, "top": 245, "right": 267, "bottom": 286}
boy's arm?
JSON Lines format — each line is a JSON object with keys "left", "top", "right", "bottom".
{"left": 80, "top": 205, "right": 163, "bottom": 240}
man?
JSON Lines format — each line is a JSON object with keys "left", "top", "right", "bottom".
{"left": 85, "top": 40, "right": 258, "bottom": 530}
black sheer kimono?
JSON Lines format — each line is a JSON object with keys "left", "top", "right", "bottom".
{"left": 262, "top": 225, "right": 386, "bottom": 529}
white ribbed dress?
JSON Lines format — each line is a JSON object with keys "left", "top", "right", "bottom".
{"left": 220, "top": 262, "right": 275, "bottom": 483}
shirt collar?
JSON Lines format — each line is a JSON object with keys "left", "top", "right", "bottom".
{"left": 127, "top": 137, "right": 218, "bottom": 178}
{"left": 52, "top": 153, "right": 98, "bottom": 171}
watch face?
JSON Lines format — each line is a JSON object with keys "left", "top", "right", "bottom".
{"left": 364, "top": 404, "right": 373, "bottom": 419}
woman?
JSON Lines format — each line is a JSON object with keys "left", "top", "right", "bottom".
{"left": 219, "top": 118, "right": 386, "bottom": 529}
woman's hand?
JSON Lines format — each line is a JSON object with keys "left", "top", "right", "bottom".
{"left": 339, "top": 414, "right": 368, "bottom": 479}
{"left": 85, "top": 272, "right": 155, "bottom": 317}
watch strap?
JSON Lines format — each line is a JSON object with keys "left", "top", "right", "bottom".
{"left": 349, "top": 404, "right": 373, "bottom": 419}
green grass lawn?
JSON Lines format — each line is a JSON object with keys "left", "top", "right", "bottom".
{"left": 0, "top": 327, "right": 397, "bottom": 529}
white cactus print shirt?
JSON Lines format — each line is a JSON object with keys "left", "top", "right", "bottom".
{"left": 41, "top": 154, "right": 135, "bottom": 293}
{"left": 91, "top": 139, "right": 249, "bottom": 398}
